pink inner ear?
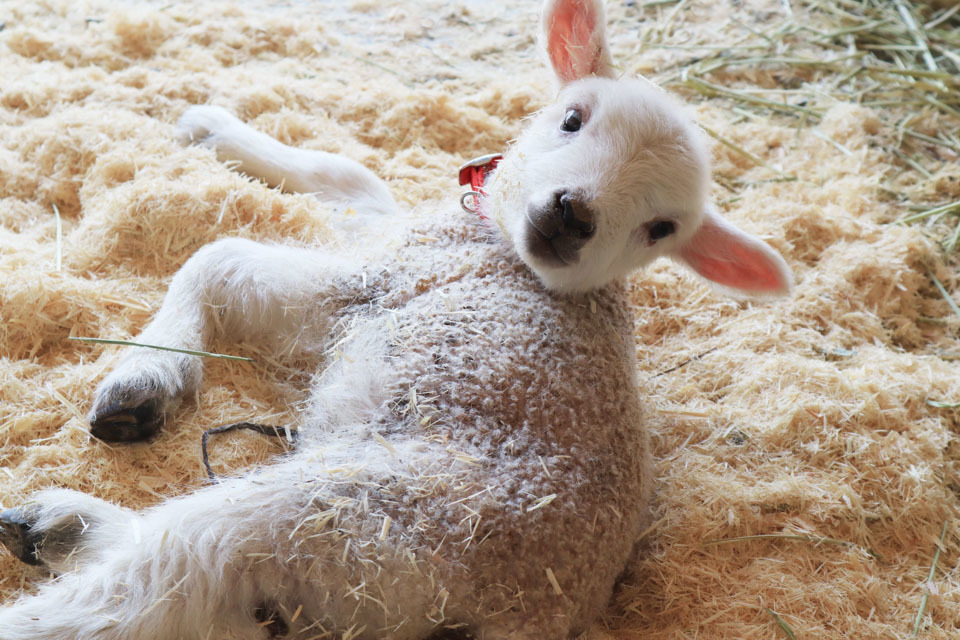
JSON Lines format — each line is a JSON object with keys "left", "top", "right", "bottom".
{"left": 678, "top": 217, "right": 791, "bottom": 294}
{"left": 547, "top": 0, "right": 601, "bottom": 83}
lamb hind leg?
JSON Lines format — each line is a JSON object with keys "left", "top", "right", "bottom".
{"left": 0, "top": 474, "right": 306, "bottom": 640}
{"left": 0, "top": 455, "right": 443, "bottom": 640}
{"left": 89, "top": 239, "right": 362, "bottom": 442}
{"left": 177, "top": 105, "right": 400, "bottom": 217}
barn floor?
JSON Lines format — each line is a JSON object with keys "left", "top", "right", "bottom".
{"left": 2, "top": 0, "right": 960, "bottom": 638}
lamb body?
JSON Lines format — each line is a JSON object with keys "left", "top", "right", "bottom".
{"left": 297, "top": 209, "right": 653, "bottom": 637}
{"left": 0, "top": 207, "right": 651, "bottom": 639}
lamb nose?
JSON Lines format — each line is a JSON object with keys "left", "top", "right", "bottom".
{"left": 558, "top": 192, "right": 596, "bottom": 238}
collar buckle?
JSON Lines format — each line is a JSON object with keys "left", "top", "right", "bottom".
{"left": 458, "top": 153, "right": 503, "bottom": 217}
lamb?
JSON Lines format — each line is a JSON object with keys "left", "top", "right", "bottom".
{"left": 0, "top": 0, "right": 791, "bottom": 637}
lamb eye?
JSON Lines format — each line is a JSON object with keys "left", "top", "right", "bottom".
{"left": 561, "top": 109, "right": 582, "bottom": 132}
{"left": 648, "top": 220, "right": 676, "bottom": 242}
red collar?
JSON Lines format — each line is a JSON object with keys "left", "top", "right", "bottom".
{"left": 458, "top": 153, "right": 502, "bottom": 220}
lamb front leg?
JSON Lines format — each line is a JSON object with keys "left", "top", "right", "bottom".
{"left": 177, "top": 105, "right": 400, "bottom": 217}
{"left": 89, "top": 239, "right": 362, "bottom": 441}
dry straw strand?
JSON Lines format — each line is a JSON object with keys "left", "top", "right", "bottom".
{"left": 699, "top": 123, "right": 796, "bottom": 179}
{"left": 705, "top": 533, "right": 882, "bottom": 561}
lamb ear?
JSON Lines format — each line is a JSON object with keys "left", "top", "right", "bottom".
{"left": 541, "top": 0, "right": 614, "bottom": 84}
{"left": 675, "top": 206, "right": 793, "bottom": 296}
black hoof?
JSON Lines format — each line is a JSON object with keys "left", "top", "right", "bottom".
{"left": 254, "top": 604, "right": 289, "bottom": 638}
{"left": 0, "top": 508, "right": 43, "bottom": 566}
{"left": 89, "top": 401, "right": 163, "bottom": 442}
{"left": 426, "top": 626, "right": 475, "bottom": 640}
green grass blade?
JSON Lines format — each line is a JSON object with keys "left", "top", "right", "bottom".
{"left": 927, "top": 400, "right": 960, "bottom": 409}
{"left": 765, "top": 608, "right": 798, "bottom": 640}
{"left": 929, "top": 273, "right": 960, "bottom": 322}
{"left": 69, "top": 337, "right": 254, "bottom": 362}
{"left": 912, "top": 521, "right": 949, "bottom": 636}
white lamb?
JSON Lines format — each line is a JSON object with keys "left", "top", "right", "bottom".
{"left": 0, "top": 0, "right": 791, "bottom": 638}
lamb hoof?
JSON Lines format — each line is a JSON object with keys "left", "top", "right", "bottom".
{"left": 176, "top": 105, "right": 238, "bottom": 148}
{"left": 0, "top": 508, "right": 43, "bottom": 566}
{"left": 89, "top": 400, "right": 163, "bottom": 442}
{"left": 426, "top": 627, "right": 475, "bottom": 640}
{"left": 254, "top": 605, "right": 289, "bottom": 638}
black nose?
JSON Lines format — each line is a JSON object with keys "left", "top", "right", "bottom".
{"left": 527, "top": 191, "right": 597, "bottom": 240}
{"left": 558, "top": 192, "right": 596, "bottom": 238}
{"left": 525, "top": 191, "right": 597, "bottom": 265}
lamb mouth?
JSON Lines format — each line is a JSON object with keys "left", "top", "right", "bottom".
{"left": 523, "top": 222, "right": 580, "bottom": 266}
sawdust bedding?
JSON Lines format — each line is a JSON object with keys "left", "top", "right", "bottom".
{"left": 2, "top": 0, "right": 960, "bottom": 637}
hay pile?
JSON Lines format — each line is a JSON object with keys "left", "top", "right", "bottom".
{"left": 1, "top": 0, "right": 959, "bottom": 637}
